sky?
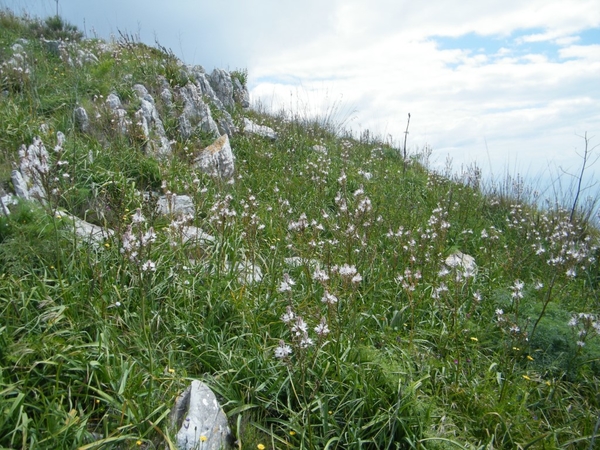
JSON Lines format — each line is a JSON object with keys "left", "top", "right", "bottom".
{"left": 2, "top": 0, "right": 600, "bottom": 206}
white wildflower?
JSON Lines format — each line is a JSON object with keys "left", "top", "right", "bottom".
{"left": 321, "top": 291, "right": 338, "bottom": 305}
{"left": 291, "top": 317, "right": 308, "bottom": 336}
{"left": 281, "top": 306, "right": 295, "bottom": 323}
{"left": 274, "top": 340, "right": 292, "bottom": 358}
{"left": 141, "top": 260, "right": 156, "bottom": 272}
{"left": 314, "top": 318, "right": 330, "bottom": 336}
{"left": 312, "top": 268, "right": 329, "bottom": 283}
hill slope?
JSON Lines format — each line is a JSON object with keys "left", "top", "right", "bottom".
{"left": 1, "top": 10, "right": 599, "bottom": 450}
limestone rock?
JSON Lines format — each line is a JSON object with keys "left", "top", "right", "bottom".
{"left": 75, "top": 48, "right": 99, "bottom": 65}
{"left": 445, "top": 251, "right": 477, "bottom": 276}
{"left": 74, "top": 106, "right": 90, "bottom": 132}
{"left": 243, "top": 118, "right": 277, "bottom": 141}
{"left": 161, "top": 87, "right": 174, "bottom": 108}
{"left": 209, "top": 68, "right": 234, "bottom": 109}
{"left": 132, "top": 84, "right": 171, "bottom": 158}
{"left": 233, "top": 260, "right": 263, "bottom": 284}
{"left": 105, "top": 93, "right": 130, "bottom": 134}
{"left": 185, "top": 66, "right": 237, "bottom": 135}
{"left": 69, "top": 215, "right": 114, "bottom": 244}
{"left": 42, "top": 39, "right": 65, "bottom": 59}
{"left": 11, "top": 169, "right": 30, "bottom": 200}
{"left": 193, "top": 134, "right": 235, "bottom": 179}
{"left": 178, "top": 82, "right": 220, "bottom": 140}
{"left": 285, "top": 257, "right": 322, "bottom": 271}
{"left": 232, "top": 78, "right": 249, "bottom": 108}
{"left": 179, "top": 226, "right": 215, "bottom": 245}
{"left": 170, "top": 380, "right": 232, "bottom": 450}
{"left": 17, "top": 137, "right": 50, "bottom": 201}
{"left": 105, "top": 93, "right": 122, "bottom": 110}
{"left": 0, "top": 193, "right": 16, "bottom": 216}
{"left": 157, "top": 194, "right": 196, "bottom": 217}
{"left": 187, "top": 65, "right": 218, "bottom": 101}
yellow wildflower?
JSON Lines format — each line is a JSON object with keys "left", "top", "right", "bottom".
{"left": 200, "top": 436, "right": 207, "bottom": 442}
{"left": 257, "top": 445, "right": 266, "bottom": 450}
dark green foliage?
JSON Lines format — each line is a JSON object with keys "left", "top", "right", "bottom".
{"left": 28, "top": 15, "right": 83, "bottom": 41}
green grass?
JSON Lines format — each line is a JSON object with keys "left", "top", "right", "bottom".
{"left": 1, "top": 8, "right": 600, "bottom": 450}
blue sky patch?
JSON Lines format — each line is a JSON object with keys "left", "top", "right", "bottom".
{"left": 433, "top": 27, "right": 599, "bottom": 66}
{"left": 577, "top": 27, "right": 600, "bottom": 46}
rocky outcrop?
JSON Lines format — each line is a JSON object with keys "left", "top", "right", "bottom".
{"left": 105, "top": 93, "right": 130, "bottom": 134}
{"left": 178, "top": 82, "right": 220, "bottom": 140}
{"left": 16, "top": 136, "right": 50, "bottom": 201}
{"left": 42, "top": 39, "right": 99, "bottom": 66}
{"left": 132, "top": 84, "right": 172, "bottom": 158}
{"left": 232, "top": 78, "right": 250, "bottom": 108}
{"left": 209, "top": 68, "right": 234, "bottom": 109}
{"left": 180, "top": 65, "right": 237, "bottom": 136}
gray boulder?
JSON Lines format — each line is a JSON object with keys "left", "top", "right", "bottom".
{"left": 183, "top": 66, "right": 237, "bottom": 136}
{"left": 74, "top": 106, "right": 90, "bottom": 132}
{"left": 132, "top": 84, "right": 172, "bottom": 158}
{"left": 156, "top": 194, "right": 196, "bottom": 217}
{"left": 0, "top": 193, "right": 16, "bottom": 216}
{"left": 75, "top": 48, "right": 99, "bottom": 66}
{"left": 11, "top": 169, "right": 30, "bottom": 200}
{"left": 69, "top": 214, "right": 114, "bottom": 244}
{"left": 170, "top": 380, "right": 232, "bottom": 450}
{"left": 178, "top": 83, "right": 220, "bottom": 140}
{"left": 187, "top": 65, "right": 218, "bottom": 102}
{"left": 232, "top": 78, "right": 250, "bottom": 108}
{"left": 193, "top": 134, "right": 235, "bottom": 179}
{"left": 209, "top": 68, "right": 234, "bottom": 109}
{"left": 105, "top": 93, "right": 122, "bottom": 110}
{"left": 105, "top": 93, "right": 130, "bottom": 134}
{"left": 17, "top": 137, "right": 50, "bottom": 201}
{"left": 179, "top": 225, "right": 215, "bottom": 245}
{"left": 243, "top": 118, "right": 278, "bottom": 141}
{"left": 445, "top": 251, "right": 478, "bottom": 277}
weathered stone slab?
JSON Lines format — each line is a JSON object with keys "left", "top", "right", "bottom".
{"left": 170, "top": 380, "right": 232, "bottom": 450}
{"left": 243, "top": 118, "right": 277, "bottom": 140}
{"left": 193, "top": 134, "right": 235, "bottom": 179}
{"left": 157, "top": 194, "right": 196, "bottom": 217}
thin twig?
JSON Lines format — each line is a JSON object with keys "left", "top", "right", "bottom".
{"left": 568, "top": 132, "right": 599, "bottom": 224}
{"left": 403, "top": 113, "right": 411, "bottom": 173}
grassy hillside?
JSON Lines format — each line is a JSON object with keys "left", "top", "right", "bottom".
{"left": 1, "top": 10, "right": 599, "bottom": 450}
